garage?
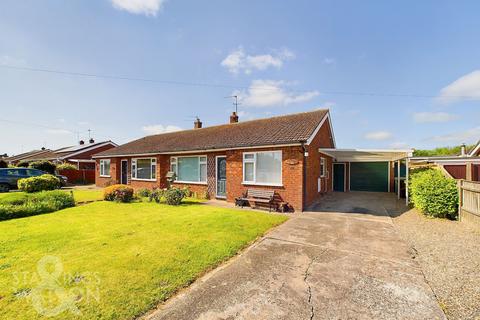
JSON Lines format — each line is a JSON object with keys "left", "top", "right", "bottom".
{"left": 350, "top": 162, "right": 389, "bottom": 192}
{"left": 319, "top": 148, "right": 413, "bottom": 202}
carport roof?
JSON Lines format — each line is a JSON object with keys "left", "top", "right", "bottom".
{"left": 318, "top": 148, "right": 413, "bottom": 162}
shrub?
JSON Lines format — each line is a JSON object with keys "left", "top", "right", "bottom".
{"left": 164, "top": 187, "right": 185, "bottom": 205}
{"left": 104, "top": 184, "right": 134, "bottom": 203}
{"left": 181, "top": 186, "right": 192, "bottom": 197}
{"left": 56, "top": 162, "right": 77, "bottom": 171}
{"left": 136, "top": 188, "right": 152, "bottom": 198}
{"left": 0, "top": 160, "right": 7, "bottom": 168}
{"left": 199, "top": 190, "right": 210, "bottom": 200}
{"left": 18, "top": 174, "right": 61, "bottom": 193}
{"left": 29, "top": 160, "right": 56, "bottom": 174}
{"left": 0, "top": 190, "right": 75, "bottom": 221}
{"left": 17, "top": 161, "right": 29, "bottom": 168}
{"left": 149, "top": 188, "right": 165, "bottom": 203}
{"left": 409, "top": 169, "right": 458, "bottom": 219}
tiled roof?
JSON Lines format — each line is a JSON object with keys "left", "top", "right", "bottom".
{"left": 96, "top": 109, "right": 329, "bottom": 157}
{"left": 5, "top": 149, "right": 52, "bottom": 162}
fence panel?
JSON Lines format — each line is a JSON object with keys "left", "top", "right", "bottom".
{"left": 459, "top": 180, "right": 480, "bottom": 227}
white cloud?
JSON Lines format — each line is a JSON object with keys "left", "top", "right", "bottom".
{"left": 46, "top": 129, "right": 72, "bottom": 135}
{"left": 142, "top": 124, "right": 182, "bottom": 135}
{"left": 364, "top": 131, "right": 392, "bottom": 141}
{"left": 0, "top": 55, "right": 27, "bottom": 66}
{"left": 221, "top": 47, "right": 295, "bottom": 74}
{"left": 110, "top": 0, "right": 166, "bottom": 16}
{"left": 413, "top": 112, "right": 459, "bottom": 123}
{"left": 430, "top": 127, "right": 480, "bottom": 143}
{"left": 77, "top": 121, "right": 89, "bottom": 126}
{"left": 236, "top": 80, "right": 319, "bottom": 108}
{"left": 438, "top": 70, "right": 480, "bottom": 103}
{"left": 322, "top": 57, "right": 336, "bottom": 65}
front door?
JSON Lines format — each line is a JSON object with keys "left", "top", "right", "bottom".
{"left": 333, "top": 163, "right": 345, "bottom": 192}
{"left": 216, "top": 156, "right": 227, "bottom": 198}
{"left": 121, "top": 160, "right": 128, "bottom": 184}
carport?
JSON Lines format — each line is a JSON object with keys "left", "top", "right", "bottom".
{"left": 319, "top": 148, "right": 413, "bottom": 204}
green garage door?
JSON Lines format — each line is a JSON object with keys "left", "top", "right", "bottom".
{"left": 350, "top": 162, "right": 389, "bottom": 192}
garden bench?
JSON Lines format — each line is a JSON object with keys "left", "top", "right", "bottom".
{"left": 236, "top": 189, "right": 278, "bottom": 212}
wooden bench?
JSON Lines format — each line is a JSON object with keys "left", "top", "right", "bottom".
{"left": 236, "top": 189, "right": 278, "bottom": 212}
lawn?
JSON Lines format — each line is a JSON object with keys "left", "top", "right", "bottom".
{"left": 0, "top": 201, "right": 287, "bottom": 320}
{"left": 0, "top": 189, "right": 103, "bottom": 204}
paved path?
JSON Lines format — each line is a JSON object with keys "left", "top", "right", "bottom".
{"left": 147, "top": 193, "right": 445, "bottom": 320}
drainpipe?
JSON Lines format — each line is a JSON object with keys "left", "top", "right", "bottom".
{"left": 301, "top": 141, "right": 307, "bottom": 211}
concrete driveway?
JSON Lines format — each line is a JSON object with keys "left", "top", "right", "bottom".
{"left": 147, "top": 192, "right": 445, "bottom": 320}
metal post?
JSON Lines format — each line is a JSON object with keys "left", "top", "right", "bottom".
{"left": 397, "top": 160, "right": 401, "bottom": 199}
{"left": 405, "top": 158, "right": 409, "bottom": 205}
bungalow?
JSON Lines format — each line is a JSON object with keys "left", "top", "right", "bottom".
{"left": 93, "top": 109, "right": 412, "bottom": 211}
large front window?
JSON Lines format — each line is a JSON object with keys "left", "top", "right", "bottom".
{"left": 132, "top": 158, "right": 156, "bottom": 180}
{"left": 171, "top": 156, "right": 207, "bottom": 183}
{"left": 243, "top": 151, "right": 282, "bottom": 185}
{"left": 100, "top": 159, "right": 110, "bottom": 177}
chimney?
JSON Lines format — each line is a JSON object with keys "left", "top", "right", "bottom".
{"left": 79, "top": 140, "right": 85, "bottom": 145}
{"left": 89, "top": 138, "right": 95, "bottom": 144}
{"left": 41, "top": 147, "right": 46, "bottom": 151}
{"left": 230, "top": 111, "right": 239, "bottom": 124}
{"left": 194, "top": 117, "right": 202, "bottom": 129}
{"left": 461, "top": 143, "right": 466, "bottom": 156}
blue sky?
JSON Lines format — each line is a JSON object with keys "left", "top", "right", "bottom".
{"left": 1, "top": 0, "right": 480, "bottom": 155}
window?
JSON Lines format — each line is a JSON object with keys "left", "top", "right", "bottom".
{"left": 320, "top": 157, "right": 326, "bottom": 177}
{"left": 243, "top": 151, "right": 282, "bottom": 185}
{"left": 170, "top": 156, "right": 207, "bottom": 183}
{"left": 132, "top": 158, "right": 156, "bottom": 180}
{"left": 100, "top": 159, "right": 111, "bottom": 177}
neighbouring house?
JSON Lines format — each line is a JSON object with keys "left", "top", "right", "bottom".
{"left": 6, "top": 139, "right": 118, "bottom": 169}
{"left": 410, "top": 143, "right": 480, "bottom": 181}
{"left": 93, "top": 110, "right": 412, "bottom": 211}
{"left": 5, "top": 140, "right": 118, "bottom": 184}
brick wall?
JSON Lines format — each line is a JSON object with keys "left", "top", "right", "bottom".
{"left": 225, "top": 146, "right": 304, "bottom": 212}
{"left": 304, "top": 118, "right": 335, "bottom": 207}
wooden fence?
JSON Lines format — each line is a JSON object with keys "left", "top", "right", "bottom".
{"left": 458, "top": 180, "right": 480, "bottom": 227}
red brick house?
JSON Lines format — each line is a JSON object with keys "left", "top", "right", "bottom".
{"left": 94, "top": 110, "right": 336, "bottom": 211}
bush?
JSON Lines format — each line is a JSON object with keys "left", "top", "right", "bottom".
{"left": 0, "top": 160, "right": 7, "bottom": 168}
{"left": 0, "top": 190, "right": 75, "bottom": 221}
{"left": 409, "top": 169, "right": 458, "bottom": 219}
{"left": 136, "top": 188, "right": 152, "bottom": 198}
{"left": 29, "top": 160, "right": 56, "bottom": 174}
{"left": 56, "top": 162, "right": 77, "bottom": 171}
{"left": 149, "top": 188, "right": 165, "bottom": 203}
{"left": 104, "top": 184, "right": 134, "bottom": 203}
{"left": 164, "top": 187, "right": 185, "bottom": 205}
{"left": 17, "top": 161, "right": 29, "bottom": 168}
{"left": 18, "top": 174, "right": 61, "bottom": 193}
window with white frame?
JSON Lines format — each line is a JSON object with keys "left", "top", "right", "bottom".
{"left": 131, "top": 158, "right": 156, "bottom": 180}
{"left": 320, "top": 157, "right": 326, "bottom": 177}
{"left": 99, "top": 159, "right": 111, "bottom": 177}
{"left": 243, "top": 151, "right": 282, "bottom": 185}
{"left": 170, "top": 156, "right": 207, "bottom": 183}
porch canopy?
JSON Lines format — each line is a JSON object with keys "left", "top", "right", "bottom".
{"left": 318, "top": 148, "right": 413, "bottom": 162}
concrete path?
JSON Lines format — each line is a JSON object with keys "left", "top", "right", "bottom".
{"left": 147, "top": 193, "right": 445, "bottom": 320}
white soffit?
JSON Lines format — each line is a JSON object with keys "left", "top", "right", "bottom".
{"left": 319, "top": 148, "right": 413, "bottom": 162}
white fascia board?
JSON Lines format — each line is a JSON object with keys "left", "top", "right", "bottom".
{"left": 305, "top": 112, "right": 336, "bottom": 147}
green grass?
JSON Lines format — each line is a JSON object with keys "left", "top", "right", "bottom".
{"left": 0, "top": 189, "right": 103, "bottom": 204}
{"left": 0, "top": 201, "right": 287, "bottom": 319}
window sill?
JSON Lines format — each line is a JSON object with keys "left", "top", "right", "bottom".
{"left": 99, "top": 175, "right": 111, "bottom": 178}
{"left": 131, "top": 178, "right": 157, "bottom": 182}
{"left": 242, "top": 182, "right": 283, "bottom": 187}
{"left": 173, "top": 181, "right": 207, "bottom": 185}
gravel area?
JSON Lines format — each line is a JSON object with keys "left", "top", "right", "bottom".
{"left": 392, "top": 208, "right": 480, "bottom": 320}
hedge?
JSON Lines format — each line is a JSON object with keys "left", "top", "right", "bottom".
{"left": 56, "top": 162, "right": 77, "bottom": 171}
{"left": 17, "top": 174, "right": 61, "bottom": 193}
{"left": 409, "top": 168, "right": 458, "bottom": 219}
{"left": 29, "top": 160, "right": 56, "bottom": 174}
{"left": 0, "top": 190, "right": 75, "bottom": 221}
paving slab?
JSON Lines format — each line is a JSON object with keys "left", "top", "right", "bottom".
{"left": 146, "top": 193, "right": 445, "bottom": 320}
